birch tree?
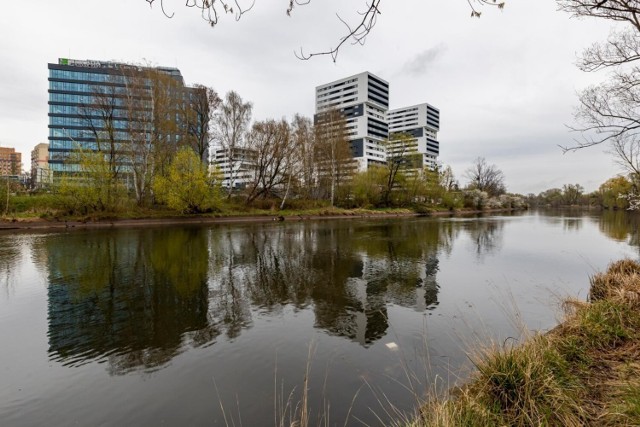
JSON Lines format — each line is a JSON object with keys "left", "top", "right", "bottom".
{"left": 314, "top": 109, "right": 353, "bottom": 206}
{"left": 212, "top": 91, "right": 253, "bottom": 197}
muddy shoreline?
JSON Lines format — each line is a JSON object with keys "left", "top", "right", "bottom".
{"left": 0, "top": 208, "right": 521, "bottom": 232}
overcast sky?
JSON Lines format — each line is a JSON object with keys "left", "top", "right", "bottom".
{"left": 0, "top": 0, "right": 625, "bottom": 193}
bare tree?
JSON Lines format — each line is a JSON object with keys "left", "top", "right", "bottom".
{"left": 314, "top": 109, "right": 353, "bottom": 206}
{"left": 185, "top": 85, "right": 221, "bottom": 163}
{"left": 78, "top": 80, "right": 127, "bottom": 206}
{"left": 464, "top": 157, "right": 506, "bottom": 196}
{"left": 381, "top": 133, "right": 422, "bottom": 207}
{"left": 212, "top": 91, "right": 253, "bottom": 197}
{"left": 121, "top": 67, "right": 156, "bottom": 205}
{"left": 149, "top": 69, "right": 188, "bottom": 178}
{"left": 439, "top": 165, "right": 459, "bottom": 192}
{"left": 144, "top": 1, "right": 504, "bottom": 61}
{"left": 290, "top": 114, "right": 317, "bottom": 199}
{"left": 244, "top": 119, "right": 294, "bottom": 204}
{"left": 609, "top": 134, "right": 640, "bottom": 181}
{"left": 558, "top": 1, "right": 640, "bottom": 150}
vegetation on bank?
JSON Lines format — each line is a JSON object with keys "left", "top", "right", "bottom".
{"left": 527, "top": 176, "right": 640, "bottom": 211}
{"left": 1, "top": 149, "right": 527, "bottom": 222}
{"left": 412, "top": 259, "right": 640, "bottom": 427}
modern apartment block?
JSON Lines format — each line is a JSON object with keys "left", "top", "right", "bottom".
{"left": 315, "top": 72, "right": 440, "bottom": 171}
{"left": 387, "top": 103, "right": 440, "bottom": 169}
{"left": 315, "top": 72, "right": 389, "bottom": 171}
{"left": 48, "top": 58, "right": 188, "bottom": 175}
{"left": 31, "top": 143, "right": 52, "bottom": 187}
{"left": 210, "top": 146, "right": 255, "bottom": 189}
{"left": 0, "top": 147, "right": 21, "bottom": 177}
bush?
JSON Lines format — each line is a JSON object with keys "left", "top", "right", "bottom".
{"left": 153, "top": 147, "right": 221, "bottom": 214}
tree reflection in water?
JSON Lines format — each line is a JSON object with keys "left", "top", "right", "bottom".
{"left": 46, "top": 228, "right": 212, "bottom": 374}
{"left": 206, "top": 220, "right": 453, "bottom": 346}
{"left": 0, "top": 234, "right": 21, "bottom": 295}
{"left": 464, "top": 219, "right": 505, "bottom": 258}
{"left": 598, "top": 210, "right": 640, "bottom": 252}
{"left": 43, "top": 219, "right": 461, "bottom": 371}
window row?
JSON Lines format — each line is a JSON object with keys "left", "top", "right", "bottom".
{"left": 49, "top": 81, "right": 139, "bottom": 95}
{"left": 49, "top": 128, "right": 132, "bottom": 140}
{"left": 50, "top": 93, "right": 128, "bottom": 106}
{"left": 50, "top": 69, "right": 128, "bottom": 84}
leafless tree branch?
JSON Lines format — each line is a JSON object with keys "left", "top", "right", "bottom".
{"left": 144, "top": 0, "right": 504, "bottom": 61}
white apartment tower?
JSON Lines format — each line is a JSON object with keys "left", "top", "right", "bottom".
{"left": 315, "top": 72, "right": 389, "bottom": 171}
{"left": 315, "top": 72, "right": 440, "bottom": 171}
{"left": 387, "top": 103, "right": 440, "bottom": 169}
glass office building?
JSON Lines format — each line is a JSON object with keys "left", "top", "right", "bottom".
{"left": 47, "top": 58, "right": 186, "bottom": 174}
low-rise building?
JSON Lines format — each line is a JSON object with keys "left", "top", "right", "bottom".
{"left": 31, "top": 142, "right": 52, "bottom": 187}
{"left": 210, "top": 146, "right": 256, "bottom": 189}
{"left": 0, "top": 147, "right": 21, "bottom": 177}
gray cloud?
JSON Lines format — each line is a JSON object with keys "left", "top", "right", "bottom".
{"left": 401, "top": 44, "right": 447, "bottom": 76}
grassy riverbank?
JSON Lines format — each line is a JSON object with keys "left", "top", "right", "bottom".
{"left": 0, "top": 195, "right": 525, "bottom": 230}
{"left": 412, "top": 259, "right": 640, "bottom": 426}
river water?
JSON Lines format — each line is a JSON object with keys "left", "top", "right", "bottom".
{"left": 0, "top": 210, "right": 638, "bottom": 426}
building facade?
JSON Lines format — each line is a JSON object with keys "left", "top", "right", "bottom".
{"left": 48, "top": 58, "right": 188, "bottom": 176}
{"left": 31, "top": 142, "right": 51, "bottom": 187}
{"left": 387, "top": 103, "right": 440, "bottom": 170}
{"left": 315, "top": 72, "right": 440, "bottom": 171}
{"left": 210, "top": 146, "right": 256, "bottom": 189}
{"left": 315, "top": 72, "right": 389, "bottom": 171}
{"left": 0, "top": 147, "right": 21, "bottom": 177}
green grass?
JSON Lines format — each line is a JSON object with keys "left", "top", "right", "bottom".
{"left": 412, "top": 259, "right": 640, "bottom": 427}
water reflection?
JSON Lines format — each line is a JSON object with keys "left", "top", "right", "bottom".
{"left": 463, "top": 219, "right": 504, "bottom": 258}
{"left": 43, "top": 220, "right": 457, "bottom": 370}
{"left": 207, "top": 221, "right": 452, "bottom": 346}
{"left": 46, "top": 229, "right": 211, "bottom": 373}
{"left": 597, "top": 210, "right": 640, "bottom": 250}
{"left": 42, "top": 212, "right": 640, "bottom": 373}
{"left": 0, "top": 235, "right": 22, "bottom": 294}
{"left": 3, "top": 210, "right": 640, "bottom": 426}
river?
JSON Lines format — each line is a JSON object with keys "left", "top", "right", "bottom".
{"left": 0, "top": 210, "right": 638, "bottom": 426}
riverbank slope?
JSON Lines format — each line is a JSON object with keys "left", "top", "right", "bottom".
{"left": 0, "top": 207, "right": 522, "bottom": 231}
{"left": 413, "top": 259, "right": 640, "bottom": 426}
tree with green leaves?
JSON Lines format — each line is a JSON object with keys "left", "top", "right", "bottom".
{"left": 57, "top": 148, "right": 128, "bottom": 214}
{"left": 153, "top": 146, "right": 220, "bottom": 213}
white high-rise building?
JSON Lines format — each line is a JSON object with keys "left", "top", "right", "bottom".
{"left": 315, "top": 72, "right": 440, "bottom": 171}
{"left": 210, "top": 146, "right": 255, "bottom": 189}
{"left": 315, "top": 72, "right": 389, "bottom": 171}
{"left": 387, "top": 103, "right": 440, "bottom": 170}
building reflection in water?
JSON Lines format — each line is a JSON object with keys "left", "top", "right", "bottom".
{"left": 46, "top": 228, "right": 214, "bottom": 374}
{"left": 45, "top": 219, "right": 461, "bottom": 371}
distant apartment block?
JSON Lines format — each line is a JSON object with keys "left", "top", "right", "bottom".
{"left": 315, "top": 72, "right": 440, "bottom": 171}
{"left": 315, "top": 72, "right": 389, "bottom": 171}
{"left": 31, "top": 142, "right": 52, "bottom": 187}
{"left": 211, "top": 146, "right": 255, "bottom": 189}
{"left": 387, "top": 103, "right": 440, "bottom": 169}
{"left": 0, "top": 147, "right": 21, "bottom": 177}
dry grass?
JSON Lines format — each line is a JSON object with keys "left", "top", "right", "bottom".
{"left": 412, "top": 258, "right": 640, "bottom": 427}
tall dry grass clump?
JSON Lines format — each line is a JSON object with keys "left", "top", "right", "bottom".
{"left": 589, "top": 258, "right": 640, "bottom": 304}
{"left": 412, "top": 259, "right": 640, "bottom": 427}
{"left": 415, "top": 335, "right": 585, "bottom": 427}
